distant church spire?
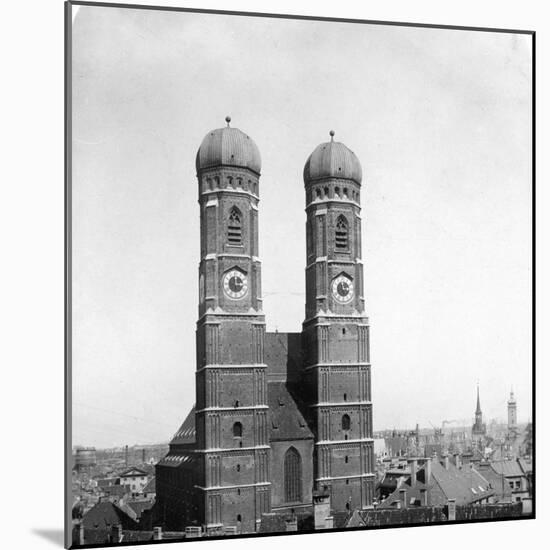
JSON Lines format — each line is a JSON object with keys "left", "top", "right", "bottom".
{"left": 475, "top": 384, "right": 482, "bottom": 415}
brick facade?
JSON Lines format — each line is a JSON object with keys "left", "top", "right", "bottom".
{"left": 156, "top": 123, "right": 374, "bottom": 533}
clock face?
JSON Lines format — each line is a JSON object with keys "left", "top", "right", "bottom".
{"left": 223, "top": 270, "right": 248, "bottom": 300}
{"left": 332, "top": 275, "right": 354, "bottom": 304}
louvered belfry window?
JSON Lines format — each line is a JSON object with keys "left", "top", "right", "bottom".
{"left": 228, "top": 207, "right": 242, "bottom": 245}
{"left": 335, "top": 215, "right": 349, "bottom": 249}
{"left": 284, "top": 447, "right": 302, "bottom": 503}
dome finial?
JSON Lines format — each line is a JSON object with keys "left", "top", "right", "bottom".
{"left": 329, "top": 130, "right": 335, "bottom": 141}
{"left": 225, "top": 115, "right": 231, "bottom": 127}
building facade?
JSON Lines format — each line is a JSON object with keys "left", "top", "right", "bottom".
{"left": 155, "top": 119, "right": 374, "bottom": 533}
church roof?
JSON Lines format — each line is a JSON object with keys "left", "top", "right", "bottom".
{"left": 170, "top": 406, "right": 196, "bottom": 446}
{"left": 195, "top": 117, "right": 261, "bottom": 174}
{"left": 304, "top": 132, "right": 362, "bottom": 184}
{"left": 268, "top": 382, "right": 313, "bottom": 441}
{"left": 264, "top": 332, "right": 302, "bottom": 382}
{"left": 157, "top": 453, "right": 198, "bottom": 469}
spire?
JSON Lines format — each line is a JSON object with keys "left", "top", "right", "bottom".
{"left": 476, "top": 384, "right": 482, "bottom": 415}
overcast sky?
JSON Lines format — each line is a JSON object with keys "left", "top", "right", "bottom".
{"left": 71, "top": 5, "right": 532, "bottom": 448}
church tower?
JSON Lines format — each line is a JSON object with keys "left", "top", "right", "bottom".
{"left": 471, "top": 384, "right": 486, "bottom": 446}
{"left": 194, "top": 117, "right": 271, "bottom": 533}
{"left": 301, "top": 131, "right": 375, "bottom": 512}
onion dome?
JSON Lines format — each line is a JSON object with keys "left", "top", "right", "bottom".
{"left": 195, "top": 116, "right": 261, "bottom": 174}
{"left": 303, "top": 130, "right": 362, "bottom": 184}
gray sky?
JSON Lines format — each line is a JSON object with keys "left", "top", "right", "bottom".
{"left": 71, "top": 6, "right": 532, "bottom": 448}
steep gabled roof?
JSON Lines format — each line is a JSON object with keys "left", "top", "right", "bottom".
{"left": 126, "top": 500, "right": 154, "bottom": 519}
{"left": 476, "top": 463, "right": 513, "bottom": 500}
{"left": 82, "top": 501, "right": 138, "bottom": 530}
{"left": 429, "top": 460, "right": 493, "bottom": 505}
{"left": 491, "top": 459, "right": 524, "bottom": 477}
{"left": 264, "top": 332, "right": 302, "bottom": 383}
{"left": 119, "top": 467, "right": 148, "bottom": 478}
{"left": 142, "top": 476, "right": 156, "bottom": 494}
{"left": 170, "top": 406, "right": 196, "bottom": 446}
{"left": 379, "top": 460, "right": 494, "bottom": 509}
{"left": 157, "top": 452, "right": 198, "bottom": 469}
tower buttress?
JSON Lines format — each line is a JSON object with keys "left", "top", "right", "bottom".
{"left": 301, "top": 131, "right": 375, "bottom": 512}
{"left": 194, "top": 118, "right": 271, "bottom": 533}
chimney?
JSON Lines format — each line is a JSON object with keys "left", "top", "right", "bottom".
{"left": 285, "top": 518, "right": 298, "bottom": 532}
{"left": 125, "top": 445, "right": 129, "bottom": 467}
{"left": 399, "top": 488, "right": 407, "bottom": 509}
{"left": 444, "top": 455, "right": 450, "bottom": 470}
{"left": 79, "top": 522, "right": 85, "bottom": 546}
{"left": 454, "top": 453, "right": 461, "bottom": 470}
{"left": 313, "top": 490, "right": 331, "bottom": 530}
{"left": 410, "top": 459, "right": 418, "bottom": 486}
{"left": 425, "top": 458, "right": 432, "bottom": 484}
{"left": 153, "top": 526, "right": 162, "bottom": 540}
{"left": 111, "top": 524, "right": 122, "bottom": 543}
{"left": 447, "top": 498, "right": 456, "bottom": 521}
{"left": 420, "top": 488, "right": 428, "bottom": 506}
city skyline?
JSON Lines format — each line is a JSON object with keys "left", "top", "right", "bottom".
{"left": 71, "top": 7, "right": 532, "bottom": 448}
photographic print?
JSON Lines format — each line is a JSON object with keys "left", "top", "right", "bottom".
{"left": 66, "top": 2, "right": 534, "bottom": 548}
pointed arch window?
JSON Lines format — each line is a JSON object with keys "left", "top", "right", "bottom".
{"left": 284, "top": 447, "right": 302, "bottom": 503}
{"left": 342, "top": 414, "right": 351, "bottom": 432}
{"left": 335, "top": 216, "right": 349, "bottom": 250}
{"left": 233, "top": 422, "right": 243, "bottom": 439}
{"left": 228, "top": 207, "right": 242, "bottom": 245}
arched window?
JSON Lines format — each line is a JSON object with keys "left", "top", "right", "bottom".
{"left": 335, "top": 216, "right": 349, "bottom": 250}
{"left": 342, "top": 414, "right": 351, "bottom": 432}
{"left": 284, "top": 447, "right": 302, "bottom": 503}
{"left": 233, "top": 422, "right": 242, "bottom": 439}
{"left": 228, "top": 207, "right": 242, "bottom": 245}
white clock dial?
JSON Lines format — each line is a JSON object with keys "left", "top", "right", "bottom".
{"left": 331, "top": 275, "right": 354, "bottom": 304}
{"left": 223, "top": 270, "right": 248, "bottom": 300}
